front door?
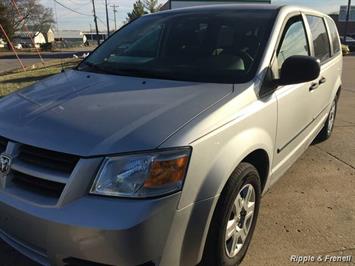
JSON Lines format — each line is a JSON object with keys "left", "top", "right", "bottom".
{"left": 272, "top": 15, "right": 315, "bottom": 182}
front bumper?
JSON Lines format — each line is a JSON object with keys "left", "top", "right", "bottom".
{"left": 0, "top": 192, "right": 181, "bottom": 266}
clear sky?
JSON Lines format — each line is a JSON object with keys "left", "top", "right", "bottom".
{"left": 40, "top": 0, "right": 351, "bottom": 31}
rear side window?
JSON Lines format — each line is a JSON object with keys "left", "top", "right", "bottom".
{"left": 306, "top": 15, "right": 331, "bottom": 63}
{"left": 277, "top": 16, "right": 309, "bottom": 67}
{"left": 326, "top": 17, "right": 341, "bottom": 55}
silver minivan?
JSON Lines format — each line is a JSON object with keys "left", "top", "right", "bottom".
{"left": 0, "top": 4, "right": 342, "bottom": 266}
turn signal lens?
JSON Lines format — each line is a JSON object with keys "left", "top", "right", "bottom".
{"left": 144, "top": 156, "right": 189, "bottom": 188}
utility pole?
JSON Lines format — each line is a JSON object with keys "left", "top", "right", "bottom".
{"left": 90, "top": 23, "right": 93, "bottom": 41}
{"left": 344, "top": 0, "right": 352, "bottom": 44}
{"left": 91, "top": 0, "right": 100, "bottom": 46}
{"left": 105, "top": 0, "right": 110, "bottom": 36}
{"left": 111, "top": 4, "right": 118, "bottom": 31}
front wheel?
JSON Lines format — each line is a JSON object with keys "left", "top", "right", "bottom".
{"left": 316, "top": 96, "right": 338, "bottom": 142}
{"left": 200, "top": 162, "right": 261, "bottom": 266}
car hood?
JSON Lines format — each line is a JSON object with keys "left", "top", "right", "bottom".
{"left": 0, "top": 70, "right": 232, "bottom": 156}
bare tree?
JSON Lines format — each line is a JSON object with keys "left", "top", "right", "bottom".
{"left": 0, "top": 0, "right": 54, "bottom": 42}
{"left": 0, "top": 2, "right": 11, "bottom": 37}
{"left": 0, "top": 1, "right": 12, "bottom": 41}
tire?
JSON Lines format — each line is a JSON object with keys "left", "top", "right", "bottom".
{"left": 315, "top": 96, "right": 338, "bottom": 142}
{"left": 200, "top": 162, "right": 261, "bottom": 266}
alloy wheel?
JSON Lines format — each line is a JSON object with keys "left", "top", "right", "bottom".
{"left": 225, "top": 184, "right": 256, "bottom": 258}
{"left": 327, "top": 100, "right": 336, "bottom": 135}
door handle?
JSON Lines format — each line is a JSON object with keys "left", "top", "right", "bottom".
{"left": 319, "top": 77, "right": 327, "bottom": 85}
{"left": 309, "top": 82, "right": 319, "bottom": 91}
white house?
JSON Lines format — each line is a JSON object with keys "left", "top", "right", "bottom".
{"left": 46, "top": 28, "right": 55, "bottom": 43}
{"left": 0, "top": 38, "right": 6, "bottom": 48}
{"left": 13, "top": 31, "right": 46, "bottom": 48}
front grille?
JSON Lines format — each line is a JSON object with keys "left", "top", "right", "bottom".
{"left": 18, "top": 145, "right": 79, "bottom": 174}
{"left": 3, "top": 143, "right": 81, "bottom": 205}
{"left": 12, "top": 170, "right": 65, "bottom": 198}
{"left": 0, "top": 136, "right": 7, "bottom": 153}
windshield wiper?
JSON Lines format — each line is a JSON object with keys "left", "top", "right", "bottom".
{"left": 113, "top": 68, "right": 175, "bottom": 79}
{"left": 80, "top": 63, "right": 176, "bottom": 79}
{"left": 80, "top": 61, "right": 114, "bottom": 74}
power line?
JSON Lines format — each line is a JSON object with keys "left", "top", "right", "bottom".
{"left": 54, "top": 0, "right": 114, "bottom": 30}
{"left": 53, "top": 0, "right": 92, "bottom": 17}
{"left": 65, "top": 0, "right": 92, "bottom": 5}
{"left": 96, "top": 16, "right": 106, "bottom": 25}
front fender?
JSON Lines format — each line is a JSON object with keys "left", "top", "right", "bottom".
{"left": 179, "top": 94, "right": 277, "bottom": 209}
{"left": 177, "top": 109, "right": 276, "bottom": 265}
{"left": 183, "top": 128, "right": 274, "bottom": 209}
{"left": 160, "top": 89, "right": 277, "bottom": 266}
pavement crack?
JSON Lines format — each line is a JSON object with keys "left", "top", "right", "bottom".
{"left": 304, "top": 247, "right": 355, "bottom": 257}
{"left": 315, "top": 146, "right": 355, "bottom": 171}
{"left": 329, "top": 247, "right": 355, "bottom": 253}
{"left": 335, "top": 125, "right": 355, "bottom": 128}
{"left": 338, "top": 119, "right": 355, "bottom": 125}
{"left": 343, "top": 89, "right": 355, "bottom": 94}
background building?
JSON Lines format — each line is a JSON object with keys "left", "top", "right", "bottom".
{"left": 82, "top": 32, "right": 108, "bottom": 45}
{"left": 44, "top": 28, "right": 55, "bottom": 43}
{"left": 330, "top": 5, "right": 355, "bottom": 38}
{"left": 13, "top": 32, "right": 46, "bottom": 48}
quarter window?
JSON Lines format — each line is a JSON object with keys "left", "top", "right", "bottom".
{"left": 277, "top": 16, "right": 309, "bottom": 67}
{"left": 306, "top": 15, "right": 331, "bottom": 63}
{"left": 326, "top": 17, "right": 341, "bottom": 55}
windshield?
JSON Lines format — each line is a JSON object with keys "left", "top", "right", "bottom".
{"left": 78, "top": 9, "right": 277, "bottom": 83}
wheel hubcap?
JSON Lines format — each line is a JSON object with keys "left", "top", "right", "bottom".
{"left": 225, "top": 184, "right": 256, "bottom": 258}
{"left": 327, "top": 101, "right": 336, "bottom": 135}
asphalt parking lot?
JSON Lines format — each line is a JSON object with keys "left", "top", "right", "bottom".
{"left": 0, "top": 56, "right": 354, "bottom": 266}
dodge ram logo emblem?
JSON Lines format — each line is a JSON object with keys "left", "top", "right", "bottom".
{"left": 0, "top": 154, "right": 12, "bottom": 175}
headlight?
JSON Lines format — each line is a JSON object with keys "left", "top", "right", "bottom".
{"left": 90, "top": 148, "right": 191, "bottom": 198}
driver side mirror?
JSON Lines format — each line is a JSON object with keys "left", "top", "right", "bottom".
{"left": 277, "top": 55, "right": 320, "bottom": 86}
